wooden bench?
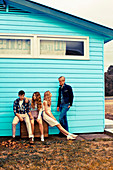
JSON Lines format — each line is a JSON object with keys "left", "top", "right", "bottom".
{"left": 20, "top": 120, "right": 48, "bottom": 138}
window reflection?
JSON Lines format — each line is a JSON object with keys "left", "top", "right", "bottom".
{"left": 40, "top": 40, "right": 84, "bottom": 56}
{"left": 66, "top": 41, "right": 84, "bottom": 56}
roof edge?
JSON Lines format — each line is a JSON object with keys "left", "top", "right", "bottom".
{"left": 4, "top": 0, "right": 113, "bottom": 41}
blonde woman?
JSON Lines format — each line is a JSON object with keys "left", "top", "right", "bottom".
{"left": 30, "top": 92, "right": 44, "bottom": 141}
{"left": 42, "top": 91, "right": 78, "bottom": 140}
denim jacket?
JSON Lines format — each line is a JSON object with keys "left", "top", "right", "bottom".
{"left": 13, "top": 98, "right": 31, "bottom": 115}
{"left": 57, "top": 83, "right": 74, "bottom": 107}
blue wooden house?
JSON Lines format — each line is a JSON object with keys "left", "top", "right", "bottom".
{"left": 0, "top": 0, "right": 113, "bottom": 136}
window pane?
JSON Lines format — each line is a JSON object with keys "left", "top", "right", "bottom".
{"left": 0, "top": 39, "right": 31, "bottom": 55}
{"left": 40, "top": 40, "right": 84, "bottom": 56}
{"left": 66, "top": 41, "right": 84, "bottom": 56}
{"left": 40, "top": 40, "right": 66, "bottom": 55}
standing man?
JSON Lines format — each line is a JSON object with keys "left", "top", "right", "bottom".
{"left": 57, "top": 76, "right": 74, "bottom": 132}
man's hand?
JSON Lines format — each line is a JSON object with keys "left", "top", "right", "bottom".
{"left": 68, "top": 105, "right": 71, "bottom": 108}
{"left": 25, "top": 97, "right": 29, "bottom": 103}
{"left": 57, "top": 107, "right": 59, "bottom": 112}
{"left": 16, "top": 113, "right": 23, "bottom": 121}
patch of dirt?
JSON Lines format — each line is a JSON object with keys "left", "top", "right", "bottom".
{"left": 0, "top": 100, "right": 113, "bottom": 169}
{"left": 0, "top": 136, "right": 113, "bottom": 169}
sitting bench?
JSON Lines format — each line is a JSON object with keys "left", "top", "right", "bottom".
{"left": 20, "top": 120, "right": 48, "bottom": 138}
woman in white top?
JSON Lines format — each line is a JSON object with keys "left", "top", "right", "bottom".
{"left": 43, "top": 91, "right": 78, "bottom": 140}
{"left": 30, "top": 92, "right": 44, "bottom": 141}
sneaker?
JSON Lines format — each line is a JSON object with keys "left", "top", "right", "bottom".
{"left": 70, "top": 134, "right": 78, "bottom": 139}
{"left": 41, "top": 135, "right": 44, "bottom": 141}
{"left": 32, "top": 136, "right": 34, "bottom": 142}
{"left": 41, "top": 138, "right": 44, "bottom": 142}
{"left": 67, "top": 135, "right": 75, "bottom": 140}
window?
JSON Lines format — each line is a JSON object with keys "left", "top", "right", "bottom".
{"left": 0, "top": 35, "right": 33, "bottom": 58}
{"left": 0, "top": 34, "right": 89, "bottom": 60}
{"left": 0, "top": 39, "right": 30, "bottom": 54}
{"left": 40, "top": 40, "right": 84, "bottom": 56}
{"left": 38, "top": 36, "right": 89, "bottom": 60}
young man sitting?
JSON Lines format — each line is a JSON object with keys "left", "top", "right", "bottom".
{"left": 12, "top": 90, "right": 34, "bottom": 143}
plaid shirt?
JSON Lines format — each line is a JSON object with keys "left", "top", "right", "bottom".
{"left": 13, "top": 98, "right": 31, "bottom": 115}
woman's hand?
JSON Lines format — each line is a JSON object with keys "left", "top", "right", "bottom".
{"left": 19, "top": 117, "right": 24, "bottom": 122}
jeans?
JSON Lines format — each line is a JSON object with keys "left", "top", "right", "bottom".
{"left": 59, "top": 103, "right": 70, "bottom": 131}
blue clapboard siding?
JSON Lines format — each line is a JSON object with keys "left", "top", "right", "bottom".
{"left": 0, "top": 10, "right": 105, "bottom": 136}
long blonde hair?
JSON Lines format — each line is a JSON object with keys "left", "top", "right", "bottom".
{"left": 31, "top": 92, "right": 42, "bottom": 111}
{"left": 44, "top": 91, "right": 51, "bottom": 107}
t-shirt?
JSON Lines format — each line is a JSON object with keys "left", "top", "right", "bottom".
{"left": 19, "top": 100, "right": 23, "bottom": 107}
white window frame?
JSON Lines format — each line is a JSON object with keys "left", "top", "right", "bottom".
{"left": 0, "top": 34, "right": 89, "bottom": 60}
{"left": 37, "top": 35, "right": 89, "bottom": 60}
{"left": 0, "top": 34, "right": 34, "bottom": 58}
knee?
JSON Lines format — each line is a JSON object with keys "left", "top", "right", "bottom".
{"left": 31, "top": 122, "right": 34, "bottom": 126}
{"left": 30, "top": 119, "right": 34, "bottom": 125}
{"left": 37, "top": 119, "right": 42, "bottom": 125}
{"left": 12, "top": 122, "right": 17, "bottom": 126}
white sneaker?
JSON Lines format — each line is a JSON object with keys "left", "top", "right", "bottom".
{"left": 41, "top": 135, "right": 44, "bottom": 141}
{"left": 67, "top": 135, "right": 75, "bottom": 140}
{"left": 32, "top": 137, "right": 34, "bottom": 142}
{"left": 41, "top": 138, "right": 44, "bottom": 142}
{"left": 70, "top": 134, "right": 78, "bottom": 139}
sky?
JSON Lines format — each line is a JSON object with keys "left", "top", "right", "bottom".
{"left": 32, "top": 0, "right": 113, "bottom": 72}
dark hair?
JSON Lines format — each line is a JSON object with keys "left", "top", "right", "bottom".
{"left": 18, "top": 90, "right": 25, "bottom": 96}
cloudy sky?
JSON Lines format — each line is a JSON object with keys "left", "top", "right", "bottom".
{"left": 32, "top": 0, "right": 113, "bottom": 72}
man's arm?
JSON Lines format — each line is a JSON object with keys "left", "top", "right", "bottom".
{"left": 57, "top": 89, "right": 60, "bottom": 107}
{"left": 13, "top": 100, "right": 17, "bottom": 116}
{"left": 57, "top": 88, "right": 61, "bottom": 111}
{"left": 26, "top": 99, "right": 33, "bottom": 119}
{"left": 68, "top": 85, "right": 74, "bottom": 106}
